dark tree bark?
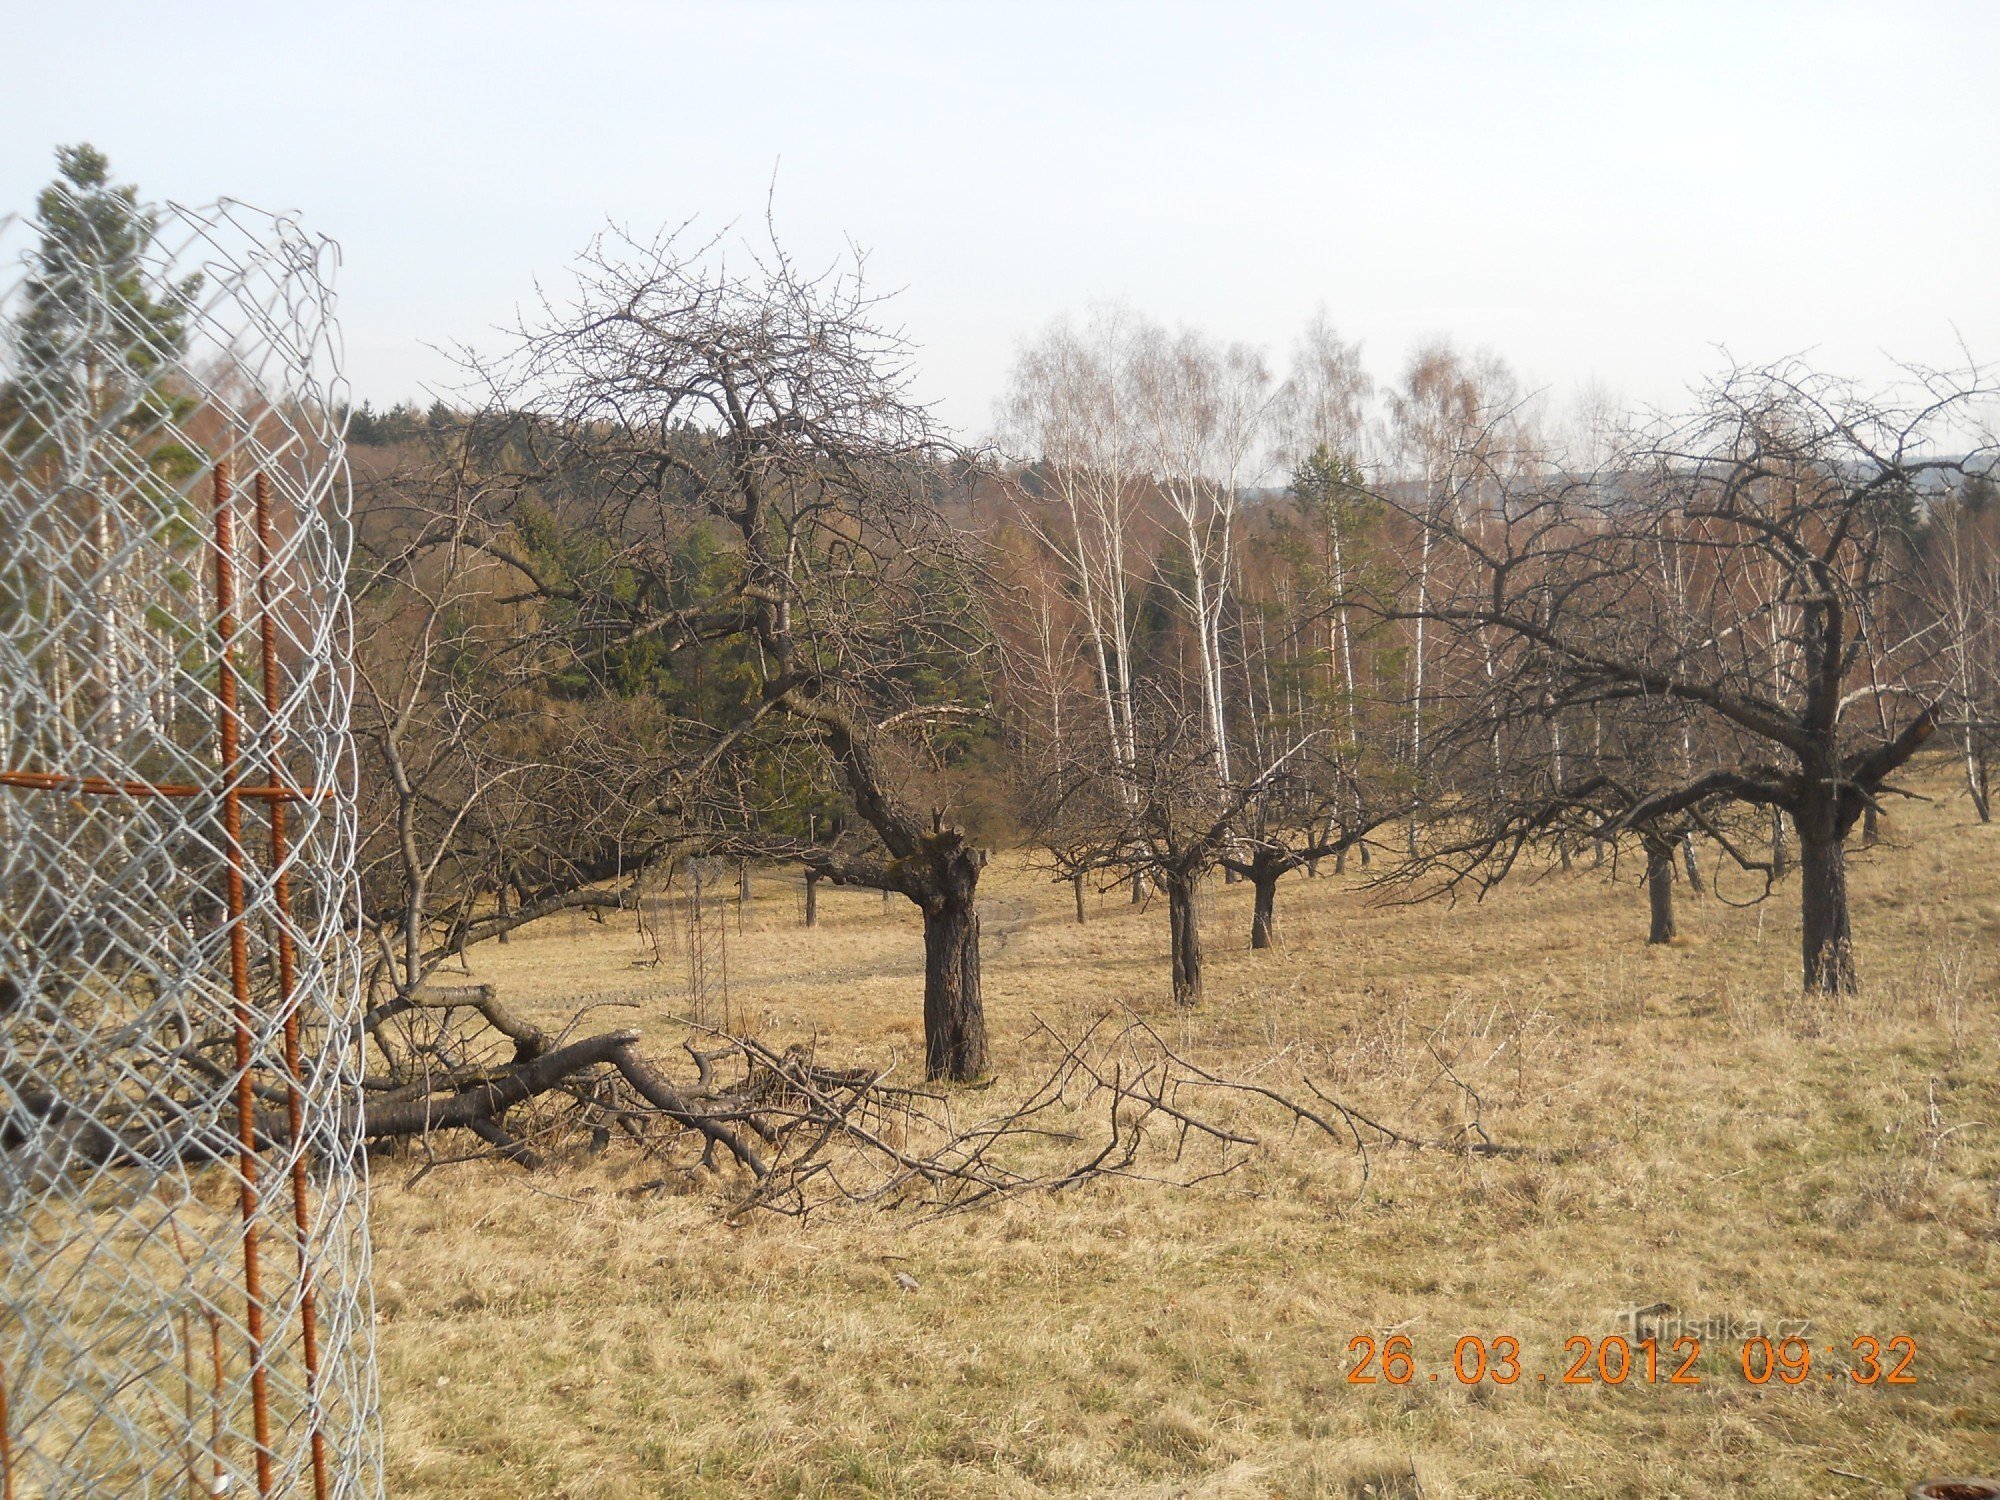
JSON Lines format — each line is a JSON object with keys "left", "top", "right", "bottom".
{"left": 1249, "top": 872, "right": 1278, "bottom": 950}
{"left": 1797, "top": 788, "right": 1855, "bottom": 993}
{"left": 805, "top": 819, "right": 989, "bottom": 1079}
{"left": 1799, "top": 835, "right": 1853, "bottom": 991}
{"left": 803, "top": 869, "right": 819, "bottom": 927}
{"left": 1166, "top": 869, "right": 1202, "bottom": 1007}
{"left": 1222, "top": 819, "right": 1388, "bottom": 953}
{"left": 1645, "top": 840, "right": 1676, "bottom": 944}
{"left": 919, "top": 843, "right": 986, "bottom": 1079}
{"left": 1072, "top": 872, "right": 1087, "bottom": 924}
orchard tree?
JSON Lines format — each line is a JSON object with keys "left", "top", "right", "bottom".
{"left": 1001, "top": 310, "right": 1406, "bottom": 982}
{"left": 1027, "top": 685, "right": 1308, "bottom": 1005}
{"left": 463, "top": 226, "right": 996, "bottom": 1080}
{"left": 347, "top": 446, "right": 673, "bottom": 1002}
{"left": 1379, "top": 361, "right": 1992, "bottom": 993}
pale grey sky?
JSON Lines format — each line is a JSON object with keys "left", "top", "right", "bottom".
{"left": 3, "top": 1, "right": 1993, "bottom": 433}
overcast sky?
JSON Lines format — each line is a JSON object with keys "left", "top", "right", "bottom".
{"left": 3, "top": 1, "right": 1993, "bottom": 436}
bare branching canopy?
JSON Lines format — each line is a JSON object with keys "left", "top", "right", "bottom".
{"left": 1376, "top": 359, "right": 1995, "bottom": 990}
{"left": 374, "top": 225, "right": 998, "bottom": 1079}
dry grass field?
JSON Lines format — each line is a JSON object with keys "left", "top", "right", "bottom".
{"left": 371, "top": 755, "right": 1999, "bottom": 1499}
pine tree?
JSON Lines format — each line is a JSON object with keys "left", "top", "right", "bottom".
{"left": 2, "top": 145, "right": 203, "bottom": 749}
{"left": 6, "top": 144, "right": 197, "bottom": 454}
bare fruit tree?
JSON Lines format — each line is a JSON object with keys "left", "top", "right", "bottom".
{"left": 1000, "top": 311, "right": 1404, "bottom": 986}
{"left": 1376, "top": 360, "right": 1992, "bottom": 992}
{"left": 348, "top": 443, "right": 669, "bottom": 1004}
{"left": 461, "top": 226, "right": 995, "bottom": 1080}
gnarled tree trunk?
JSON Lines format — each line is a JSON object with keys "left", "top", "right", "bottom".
{"left": 922, "top": 890, "right": 984, "bottom": 1079}
{"left": 1797, "top": 792, "right": 1854, "bottom": 993}
{"left": 792, "top": 697, "right": 992, "bottom": 1080}
{"left": 1249, "top": 867, "right": 1279, "bottom": 950}
{"left": 908, "top": 833, "right": 988, "bottom": 1080}
{"left": 1166, "top": 869, "right": 1202, "bottom": 1007}
{"left": 1645, "top": 841, "right": 1676, "bottom": 944}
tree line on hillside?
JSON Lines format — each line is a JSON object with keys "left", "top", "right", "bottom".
{"left": 10, "top": 148, "right": 1997, "bottom": 1105}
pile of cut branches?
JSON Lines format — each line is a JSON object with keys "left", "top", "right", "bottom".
{"left": 5, "top": 968, "right": 1543, "bottom": 1217}
{"left": 357, "top": 987, "right": 1523, "bottom": 1218}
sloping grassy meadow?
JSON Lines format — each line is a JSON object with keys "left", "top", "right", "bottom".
{"left": 372, "top": 756, "right": 1999, "bottom": 1498}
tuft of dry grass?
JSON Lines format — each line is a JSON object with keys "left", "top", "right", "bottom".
{"left": 373, "top": 758, "right": 2000, "bottom": 1497}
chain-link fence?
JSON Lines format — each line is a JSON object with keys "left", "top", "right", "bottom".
{"left": 0, "top": 189, "right": 380, "bottom": 1497}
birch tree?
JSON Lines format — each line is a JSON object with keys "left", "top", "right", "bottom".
{"left": 1918, "top": 478, "right": 2000, "bottom": 820}
{"left": 1130, "top": 325, "right": 1273, "bottom": 787}
{"left": 999, "top": 311, "right": 1147, "bottom": 789}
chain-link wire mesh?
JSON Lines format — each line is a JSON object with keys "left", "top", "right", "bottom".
{"left": 0, "top": 188, "right": 381, "bottom": 1497}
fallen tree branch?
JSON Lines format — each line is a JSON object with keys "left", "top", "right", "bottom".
{"left": 6, "top": 978, "right": 1547, "bottom": 1217}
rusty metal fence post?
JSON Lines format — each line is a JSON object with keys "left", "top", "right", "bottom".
{"left": 0, "top": 194, "right": 381, "bottom": 1496}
